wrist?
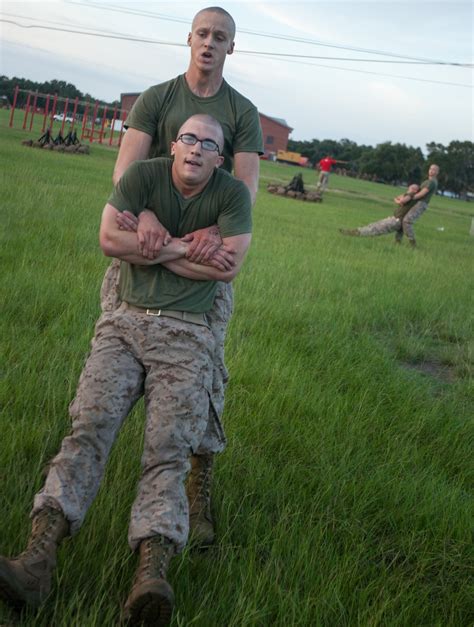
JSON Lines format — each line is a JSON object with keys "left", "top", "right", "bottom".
{"left": 138, "top": 208, "right": 154, "bottom": 218}
{"left": 174, "top": 238, "right": 189, "bottom": 257}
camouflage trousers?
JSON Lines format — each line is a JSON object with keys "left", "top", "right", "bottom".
{"left": 100, "top": 259, "right": 232, "bottom": 445}
{"left": 357, "top": 215, "right": 401, "bottom": 236}
{"left": 394, "top": 201, "right": 428, "bottom": 243}
{"left": 33, "top": 304, "right": 221, "bottom": 552}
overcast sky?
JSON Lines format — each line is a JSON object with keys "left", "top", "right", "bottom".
{"left": 1, "top": 0, "right": 473, "bottom": 149}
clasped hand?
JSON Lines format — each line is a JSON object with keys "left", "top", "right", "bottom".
{"left": 116, "top": 210, "right": 236, "bottom": 271}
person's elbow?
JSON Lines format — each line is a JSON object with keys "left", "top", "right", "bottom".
{"left": 212, "top": 259, "right": 246, "bottom": 283}
{"left": 216, "top": 267, "right": 239, "bottom": 283}
{"left": 99, "top": 228, "right": 118, "bottom": 258}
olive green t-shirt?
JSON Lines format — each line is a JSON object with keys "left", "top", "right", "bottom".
{"left": 125, "top": 74, "right": 264, "bottom": 173}
{"left": 107, "top": 158, "right": 252, "bottom": 312}
{"left": 419, "top": 177, "right": 438, "bottom": 204}
{"left": 393, "top": 178, "right": 438, "bottom": 219}
{"left": 393, "top": 193, "right": 418, "bottom": 219}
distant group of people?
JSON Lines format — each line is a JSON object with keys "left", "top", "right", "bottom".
{"left": 340, "top": 164, "right": 440, "bottom": 246}
{"left": 1, "top": 4, "right": 442, "bottom": 626}
{"left": 314, "top": 154, "right": 439, "bottom": 246}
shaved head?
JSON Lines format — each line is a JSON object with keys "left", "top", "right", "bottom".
{"left": 177, "top": 114, "right": 224, "bottom": 152}
{"left": 192, "top": 6, "right": 236, "bottom": 39}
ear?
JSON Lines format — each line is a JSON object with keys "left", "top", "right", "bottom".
{"left": 170, "top": 141, "right": 176, "bottom": 156}
{"left": 187, "top": 32, "right": 192, "bottom": 46}
{"left": 215, "top": 155, "right": 224, "bottom": 168}
{"left": 227, "top": 41, "right": 235, "bottom": 55}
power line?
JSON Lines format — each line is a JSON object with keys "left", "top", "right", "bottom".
{"left": 67, "top": 0, "right": 472, "bottom": 67}
{"left": 4, "top": 15, "right": 471, "bottom": 66}
{"left": 2, "top": 17, "right": 472, "bottom": 88}
{"left": 250, "top": 53, "right": 473, "bottom": 89}
{"left": 1, "top": 19, "right": 189, "bottom": 48}
{"left": 238, "top": 50, "right": 472, "bottom": 67}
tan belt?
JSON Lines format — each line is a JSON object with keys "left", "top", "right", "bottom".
{"left": 122, "top": 302, "right": 208, "bottom": 327}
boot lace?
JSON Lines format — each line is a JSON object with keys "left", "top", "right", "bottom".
{"left": 142, "top": 537, "right": 174, "bottom": 581}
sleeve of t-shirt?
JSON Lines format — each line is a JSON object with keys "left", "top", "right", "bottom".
{"left": 124, "top": 87, "right": 161, "bottom": 137}
{"left": 217, "top": 181, "right": 252, "bottom": 238}
{"left": 107, "top": 162, "right": 151, "bottom": 216}
{"left": 233, "top": 104, "right": 264, "bottom": 155}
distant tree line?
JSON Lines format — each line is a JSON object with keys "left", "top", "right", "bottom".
{"left": 0, "top": 75, "right": 120, "bottom": 115}
{"left": 287, "top": 137, "right": 474, "bottom": 198}
{"left": 2, "top": 76, "right": 472, "bottom": 197}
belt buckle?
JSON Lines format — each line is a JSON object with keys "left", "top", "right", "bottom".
{"left": 146, "top": 308, "right": 162, "bottom": 317}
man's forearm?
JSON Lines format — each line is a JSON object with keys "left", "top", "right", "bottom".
{"left": 100, "top": 203, "right": 187, "bottom": 264}
{"left": 102, "top": 229, "right": 186, "bottom": 265}
{"left": 413, "top": 187, "right": 429, "bottom": 201}
{"left": 162, "top": 258, "right": 234, "bottom": 282}
{"left": 234, "top": 152, "right": 260, "bottom": 206}
{"left": 163, "top": 233, "right": 251, "bottom": 283}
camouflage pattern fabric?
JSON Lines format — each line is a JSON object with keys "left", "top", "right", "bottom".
{"left": 195, "top": 282, "right": 231, "bottom": 454}
{"left": 100, "top": 258, "right": 122, "bottom": 313}
{"left": 100, "top": 260, "right": 232, "bottom": 442}
{"left": 33, "top": 304, "right": 219, "bottom": 552}
{"left": 357, "top": 216, "right": 401, "bottom": 237}
{"left": 395, "top": 200, "right": 428, "bottom": 242}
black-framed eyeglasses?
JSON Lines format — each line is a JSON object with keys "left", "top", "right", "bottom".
{"left": 177, "top": 133, "right": 221, "bottom": 154}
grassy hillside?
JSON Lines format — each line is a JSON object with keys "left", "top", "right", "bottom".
{"left": 1, "top": 116, "right": 473, "bottom": 626}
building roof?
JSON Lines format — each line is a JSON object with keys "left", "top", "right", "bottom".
{"left": 260, "top": 112, "right": 293, "bottom": 131}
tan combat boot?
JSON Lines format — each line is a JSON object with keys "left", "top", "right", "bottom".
{"left": 187, "top": 453, "right": 215, "bottom": 547}
{"left": 123, "top": 535, "right": 175, "bottom": 626}
{"left": 0, "top": 507, "right": 69, "bottom": 609}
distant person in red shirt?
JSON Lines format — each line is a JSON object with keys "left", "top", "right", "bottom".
{"left": 316, "top": 156, "right": 348, "bottom": 191}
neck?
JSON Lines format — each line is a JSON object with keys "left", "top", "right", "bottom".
{"left": 185, "top": 66, "right": 224, "bottom": 97}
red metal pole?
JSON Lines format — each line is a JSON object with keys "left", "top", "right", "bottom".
{"left": 89, "top": 100, "right": 99, "bottom": 143}
{"left": 109, "top": 105, "right": 118, "bottom": 146}
{"left": 29, "top": 91, "right": 39, "bottom": 131}
{"left": 49, "top": 94, "right": 58, "bottom": 130}
{"left": 71, "top": 96, "right": 79, "bottom": 130}
{"left": 81, "top": 101, "right": 90, "bottom": 141}
{"left": 99, "top": 106, "right": 108, "bottom": 144}
{"left": 42, "top": 94, "right": 51, "bottom": 132}
{"left": 9, "top": 85, "right": 19, "bottom": 127}
{"left": 22, "top": 92, "right": 32, "bottom": 130}
{"left": 60, "top": 97, "right": 69, "bottom": 135}
{"left": 117, "top": 109, "right": 127, "bottom": 147}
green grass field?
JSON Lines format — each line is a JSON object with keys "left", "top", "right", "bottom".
{"left": 1, "top": 113, "right": 473, "bottom": 626}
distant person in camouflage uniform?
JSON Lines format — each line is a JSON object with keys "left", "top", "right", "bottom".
{"left": 339, "top": 184, "right": 420, "bottom": 237}
{"left": 102, "top": 6, "right": 263, "bottom": 544}
{"left": 0, "top": 115, "right": 252, "bottom": 626}
{"left": 394, "top": 164, "right": 439, "bottom": 246}
{"left": 340, "top": 165, "right": 440, "bottom": 246}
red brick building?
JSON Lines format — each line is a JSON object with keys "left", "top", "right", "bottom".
{"left": 121, "top": 93, "right": 141, "bottom": 115}
{"left": 259, "top": 113, "right": 293, "bottom": 159}
{"left": 120, "top": 93, "right": 293, "bottom": 158}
